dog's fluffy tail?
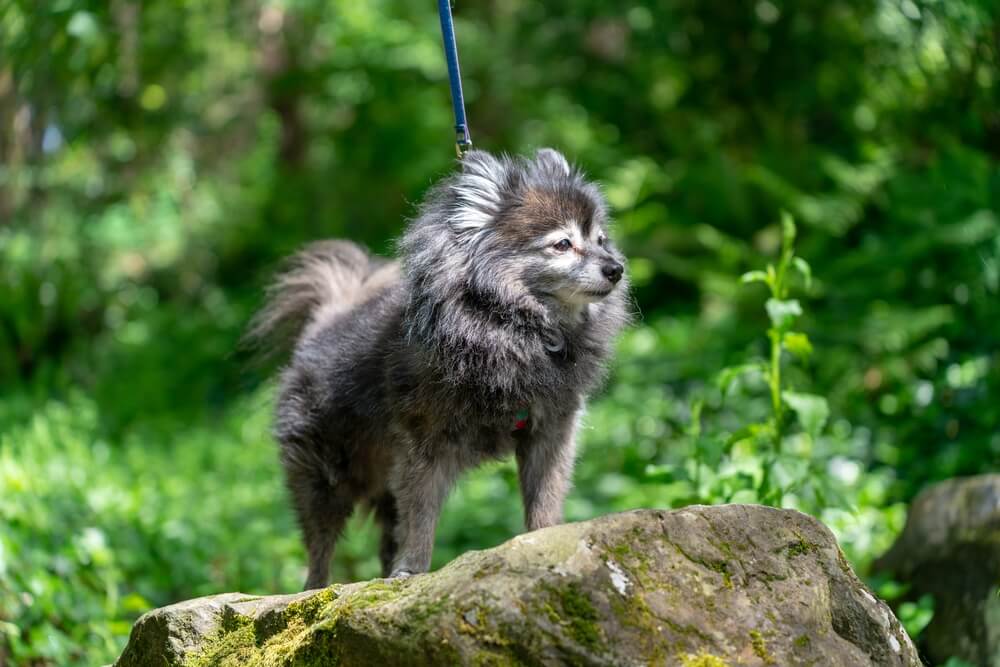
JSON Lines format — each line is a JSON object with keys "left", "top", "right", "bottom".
{"left": 244, "top": 240, "right": 397, "bottom": 360}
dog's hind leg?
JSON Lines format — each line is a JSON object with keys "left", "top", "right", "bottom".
{"left": 285, "top": 465, "right": 355, "bottom": 590}
{"left": 372, "top": 492, "right": 399, "bottom": 578}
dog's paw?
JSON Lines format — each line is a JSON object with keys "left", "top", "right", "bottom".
{"left": 388, "top": 569, "right": 415, "bottom": 579}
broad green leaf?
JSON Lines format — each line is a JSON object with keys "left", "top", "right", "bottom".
{"left": 692, "top": 435, "right": 727, "bottom": 468}
{"left": 765, "top": 298, "right": 802, "bottom": 330}
{"left": 782, "top": 391, "right": 829, "bottom": 438}
{"left": 898, "top": 595, "right": 935, "bottom": 639}
{"left": 122, "top": 592, "right": 151, "bottom": 613}
{"left": 726, "top": 422, "right": 771, "bottom": 449}
{"left": 724, "top": 425, "right": 754, "bottom": 449}
{"left": 792, "top": 256, "right": 812, "bottom": 289}
{"left": 643, "top": 464, "right": 676, "bottom": 482}
{"left": 740, "top": 270, "right": 768, "bottom": 285}
{"left": 715, "top": 363, "right": 764, "bottom": 395}
{"left": 782, "top": 331, "right": 813, "bottom": 360}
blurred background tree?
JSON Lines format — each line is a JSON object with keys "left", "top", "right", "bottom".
{"left": 1, "top": 0, "right": 997, "bottom": 664}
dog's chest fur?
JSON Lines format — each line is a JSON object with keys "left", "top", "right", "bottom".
{"left": 381, "top": 289, "right": 615, "bottom": 459}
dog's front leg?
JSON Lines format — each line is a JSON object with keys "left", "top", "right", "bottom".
{"left": 516, "top": 411, "right": 581, "bottom": 532}
{"left": 387, "top": 451, "right": 457, "bottom": 577}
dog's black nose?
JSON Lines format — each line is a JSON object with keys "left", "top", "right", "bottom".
{"left": 602, "top": 261, "right": 624, "bottom": 284}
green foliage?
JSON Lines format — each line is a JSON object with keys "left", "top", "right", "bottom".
{"left": 743, "top": 213, "right": 828, "bottom": 504}
{"left": 2, "top": 0, "right": 999, "bottom": 664}
{"left": 898, "top": 594, "right": 936, "bottom": 639}
{"left": 0, "top": 392, "right": 297, "bottom": 664}
{"left": 625, "top": 215, "right": 892, "bottom": 533}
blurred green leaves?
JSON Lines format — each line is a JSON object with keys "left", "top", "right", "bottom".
{"left": 0, "top": 391, "right": 309, "bottom": 665}
{"left": 782, "top": 391, "right": 830, "bottom": 440}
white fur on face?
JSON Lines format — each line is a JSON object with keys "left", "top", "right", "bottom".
{"left": 537, "top": 219, "right": 619, "bottom": 307}
{"left": 540, "top": 226, "right": 584, "bottom": 278}
{"left": 541, "top": 224, "right": 585, "bottom": 251}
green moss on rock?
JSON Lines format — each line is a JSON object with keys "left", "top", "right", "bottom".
{"left": 750, "top": 630, "right": 776, "bottom": 665}
{"left": 680, "top": 651, "right": 731, "bottom": 667}
{"left": 186, "top": 619, "right": 256, "bottom": 667}
{"left": 543, "top": 582, "right": 602, "bottom": 650}
{"left": 182, "top": 580, "right": 419, "bottom": 667}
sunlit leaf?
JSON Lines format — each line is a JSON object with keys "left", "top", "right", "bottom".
{"left": 782, "top": 391, "right": 829, "bottom": 439}
{"left": 898, "top": 594, "right": 935, "bottom": 639}
{"left": 792, "top": 257, "right": 812, "bottom": 289}
{"left": 643, "top": 464, "right": 677, "bottom": 482}
{"left": 67, "top": 12, "right": 100, "bottom": 41}
{"left": 740, "top": 270, "right": 768, "bottom": 285}
{"left": 783, "top": 332, "right": 813, "bottom": 360}
{"left": 715, "top": 363, "right": 765, "bottom": 395}
{"left": 765, "top": 298, "right": 802, "bottom": 330}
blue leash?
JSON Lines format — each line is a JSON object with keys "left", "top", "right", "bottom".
{"left": 437, "top": 0, "right": 472, "bottom": 155}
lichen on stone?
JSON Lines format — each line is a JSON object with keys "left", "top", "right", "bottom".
{"left": 786, "top": 540, "right": 816, "bottom": 558}
{"left": 749, "top": 629, "right": 776, "bottom": 665}
{"left": 679, "top": 650, "right": 730, "bottom": 667}
{"left": 542, "top": 581, "right": 603, "bottom": 650}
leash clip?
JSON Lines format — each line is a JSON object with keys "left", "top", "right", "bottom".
{"left": 455, "top": 126, "right": 472, "bottom": 157}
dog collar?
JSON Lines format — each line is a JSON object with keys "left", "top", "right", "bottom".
{"left": 542, "top": 329, "right": 565, "bottom": 354}
{"left": 513, "top": 408, "right": 530, "bottom": 431}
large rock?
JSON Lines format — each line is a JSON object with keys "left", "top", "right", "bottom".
{"left": 117, "top": 506, "right": 918, "bottom": 666}
{"left": 875, "top": 474, "right": 1000, "bottom": 666}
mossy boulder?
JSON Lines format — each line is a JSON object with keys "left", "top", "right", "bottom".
{"left": 875, "top": 474, "right": 1000, "bottom": 666}
{"left": 116, "top": 506, "right": 919, "bottom": 666}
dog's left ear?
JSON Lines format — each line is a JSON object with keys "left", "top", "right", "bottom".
{"left": 533, "top": 148, "right": 572, "bottom": 177}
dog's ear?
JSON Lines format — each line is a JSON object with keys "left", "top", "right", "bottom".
{"left": 450, "top": 151, "right": 508, "bottom": 234}
{"left": 460, "top": 150, "right": 502, "bottom": 177}
{"left": 532, "top": 148, "right": 572, "bottom": 178}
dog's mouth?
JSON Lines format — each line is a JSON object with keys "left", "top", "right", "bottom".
{"left": 540, "top": 285, "right": 616, "bottom": 306}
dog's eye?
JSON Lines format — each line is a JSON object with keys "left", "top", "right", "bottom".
{"left": 552, "top": 238, "right": 572, "bottom": 252}
{"left": 597, "top": 235, "right": 606, "bottom": 246}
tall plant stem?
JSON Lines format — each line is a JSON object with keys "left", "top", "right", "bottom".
{"left": 769, "top": 329, "right": 783, "bottom": 455}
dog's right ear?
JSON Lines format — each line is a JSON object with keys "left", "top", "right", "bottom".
{"left": 460, "top": 150, "right": 502, "bottom": 176}
{"left": 448, "top": 151, "right": 509, "bottom": 235}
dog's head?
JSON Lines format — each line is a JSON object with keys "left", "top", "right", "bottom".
{"left": 411, "top": 148, "right": 625, "bottom": 312}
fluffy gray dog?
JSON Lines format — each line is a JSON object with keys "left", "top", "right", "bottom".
{"left": 249, "top": 148, "right": 629, "bottom": 589}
